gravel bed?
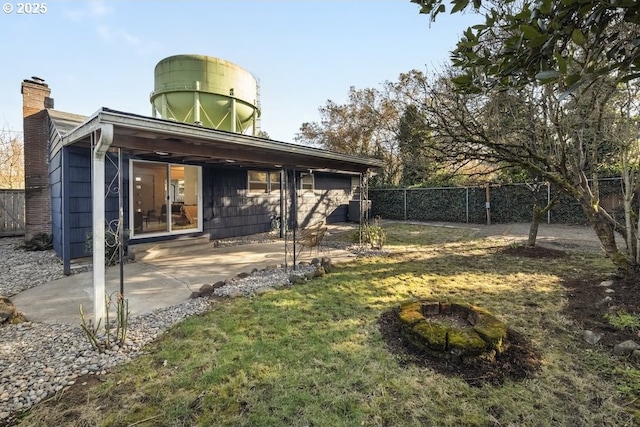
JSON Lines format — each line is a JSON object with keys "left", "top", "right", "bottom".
{"left": 0, "top": 238, "right": 70, "bottom": 298}
{"left": 0, "top": 232, "right": 386, "bottom": 423}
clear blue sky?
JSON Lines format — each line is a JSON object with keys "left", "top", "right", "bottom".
{"left": 0, "top": 0, "right": 480, "bottom": 142}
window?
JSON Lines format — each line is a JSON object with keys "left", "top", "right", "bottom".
{"left": 351, "top": 176, "right": 361, "bottom": 194}
{"left": 131, "top": 161, "right": 201, "bottom": 237}
{"left": 269, "top": 171, "right": 281, "bottom": 192}
{"left": 248, "top": 171, "right": 268, "bottom": 193}
{"left": 248, "top": 170, "right": 281, "bottom": 194}
{"left": 300, "top": 173, "right": 314, "bottom": 194}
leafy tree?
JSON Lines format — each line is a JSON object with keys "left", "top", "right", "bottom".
{"left": 0, "top": 127, "right": 24, "bottom": 189}
{"left": 411, "top": 0, "right": 640, "bottom": 91}
{"left": 422, "top": 66, "right": 640, "bottom": 269}
{"left": 295, "top": 86, "right": 402, "bottom": 185}
{"left": 398, "top": 105, "right": 431, "bottom": 186}
{"left": 256, "top": 130, "right": 271, "bottom": 139}
{"left": 411, "top": 0, "right": 640, "bottom": 272}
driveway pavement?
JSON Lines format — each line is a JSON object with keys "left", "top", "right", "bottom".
{"left": 390, "top": 220, "right": 606, "bottom": 251}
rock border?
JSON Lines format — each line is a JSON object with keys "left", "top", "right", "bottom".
{"left": 398, "top": 300, "right": 508, "bottom": 362}
{"left": 189, "top": 257, "right": 334, "bottom": 299}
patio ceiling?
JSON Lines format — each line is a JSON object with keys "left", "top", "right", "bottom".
{"left": 61, "top": 108, "right": 383, "bottom": 172}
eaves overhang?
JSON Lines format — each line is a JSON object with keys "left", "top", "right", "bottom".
{"left": 62, "top": 108, "right": 384, "bottom": 172}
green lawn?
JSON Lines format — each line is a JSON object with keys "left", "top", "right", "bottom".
{"left": 19, "top": 224, "right": 639, "bottom": 426}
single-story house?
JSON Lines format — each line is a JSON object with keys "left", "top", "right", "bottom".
{"left": 21, "top": 78, "right": 383, "bottom": 276}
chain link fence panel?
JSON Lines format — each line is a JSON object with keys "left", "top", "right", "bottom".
{"left": 370, "top": 178, "right": 628, "bottom": 225}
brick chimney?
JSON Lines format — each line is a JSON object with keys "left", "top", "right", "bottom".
{"left": 22, "top": 77, "right": 54, "bottom": 239}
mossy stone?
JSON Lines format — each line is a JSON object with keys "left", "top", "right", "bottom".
{"left": 397, "top": 299, "right": 509, "bottom": 361}
{"left": 448, "top": 328, "right": 486, "bottom": 356}
{"left": 398, "top": 302, "right": 424, "bottom": 326}
{"left": 473, "top": 313, "right": 508, "bottom": 353}
{"left": 412, "top": 320, "right": 447, "bottom": 351}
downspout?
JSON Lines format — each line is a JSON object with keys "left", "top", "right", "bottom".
{"left": 92, "top": 124, "right": 114, "bottom": 325}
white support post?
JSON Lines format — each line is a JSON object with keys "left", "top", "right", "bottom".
{"left": 92, "top": 153, "right": 106, "bottom": 324}
{"left": 92, "top": 125, "right": 114, "bottom": 325}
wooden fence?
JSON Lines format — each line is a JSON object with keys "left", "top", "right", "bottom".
{"left": 0, "top": 190, "right": 25, "bottom": 236}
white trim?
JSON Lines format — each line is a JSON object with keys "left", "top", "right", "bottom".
{"left": 247, "top": 169, "right": 282, "bottom": 195}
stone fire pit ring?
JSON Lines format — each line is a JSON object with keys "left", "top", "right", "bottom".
{"left": 398, "top": 300, "right": 508, "bottom": 361}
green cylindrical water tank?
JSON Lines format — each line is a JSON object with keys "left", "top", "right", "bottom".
{"left": 150, "top": 55, "right": 260, "bottom": 134}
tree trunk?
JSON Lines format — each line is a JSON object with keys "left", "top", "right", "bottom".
{"left": 527, "top": 205, "right": 541, "bottom": 248}
{"left": 584, "top": 206, "right": 628, "bottom": 271}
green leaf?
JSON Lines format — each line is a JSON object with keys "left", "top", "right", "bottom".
{"left": 520, "top": 25, "right": 541, "bottom": 40}
{"left": 451, "top": 0, "right": 469, "bottom": 13}
{"left": 564, "top": 73, "right": 581, "bottom": 87}
{"left": 515, "top": 8, "right": 532, "bottom": 20}
{"left": 554, "top": 53, "right": 567, "bottom": 74}
{"left": 619, "top": 73, "right": 640, "bottom": 83}
{"left": 451, "top": 74, "right": 473, "bottom": 86}
{"left": 530, "top": 35, "right": 550, "bottom": 48}
{"left": 539, "top": 0, "right": 552, "bottom": 14}
{"left": 535, "top": 70, "right": 560, "bottom": 82}
{"left": 571, "top": 29, "right": 585, "bottom": 45}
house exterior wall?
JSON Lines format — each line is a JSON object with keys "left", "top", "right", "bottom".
{"left": 202, "top": 168, "right": 353, "bottom": 240}
{"left": 50, "top": 146, "right": 63, "bottom": 255}
{"left": 52, "top": 146, "right": 129, "bottom": 259}
{"left": 296, "top": 172, "right": 352, "bottom": 227}
{"left": 50, "top": 148, "right": 356, "bottom": 259}
{"left": 203, "top": 167, "right": 281, "bottom": 239}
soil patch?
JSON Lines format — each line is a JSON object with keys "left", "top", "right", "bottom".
{"left": 378, "top": 308, "right": 542, "bottom": 387}
{"left": 500, "top": 244, "right": 569, "bottom": 259}
{"left": 563, "top": 274, "right": 640, "bottom": 351}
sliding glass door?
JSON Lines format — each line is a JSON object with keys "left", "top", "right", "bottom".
{"left": 131, "top": 160, "right": 201, "bottom": 237}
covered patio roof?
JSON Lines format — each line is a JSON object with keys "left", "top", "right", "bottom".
{"left": 55, "top": 107, "right": 381, "bottom": 326}
{"left": 60, "top": 107, "right": 384, "bottom": 172}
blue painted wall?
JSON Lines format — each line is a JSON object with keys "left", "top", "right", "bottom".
{"left": 52, "top": 146, "right": 129, "bottom": 259}
{"left": 49, "top": 147, "right": 63, "bottom": 255}
{"left": 54, "top": 149, "right": 353, "bottom": 259}
{"left": 203, "top": 166, "right": 281, "bottom": 239}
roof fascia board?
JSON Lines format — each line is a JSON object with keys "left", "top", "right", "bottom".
{"left": 63, "top": 108, "right": 384, "bottom": 169}
{"left": 61, "top": 111, "right": 102, "bottom": 145}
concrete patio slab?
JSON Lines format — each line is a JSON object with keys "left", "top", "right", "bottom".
{"left": 12, "top": 240, "right": 355, "bottom": 325}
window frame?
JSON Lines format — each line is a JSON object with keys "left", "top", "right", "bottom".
{"left": 300, "top": 173, "right": 315, "bottom": 195}
{"left": 248, "top": 170, "right": 281, "bottom": 194}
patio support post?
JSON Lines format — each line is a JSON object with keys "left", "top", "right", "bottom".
{"left": 292, "top": 170, "right": 298, "bottom": 269}
{"left": 279, "top": 169, "right": 285, "bottom": 239}
{"left": 118, "top": 148, "right": 124, "bottom": 296}
{"left": 92, "top": 124, "right": 114, "bottom": 325}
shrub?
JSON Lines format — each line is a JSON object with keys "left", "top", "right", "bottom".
{"left": 85, "top": 228, "right": 130, "bottom": 266}
{"left": 22, "top": 233, "right": 53, "bottom": 251}
{"left": 362, "top": 217, "right": 387, "bottom": 249}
